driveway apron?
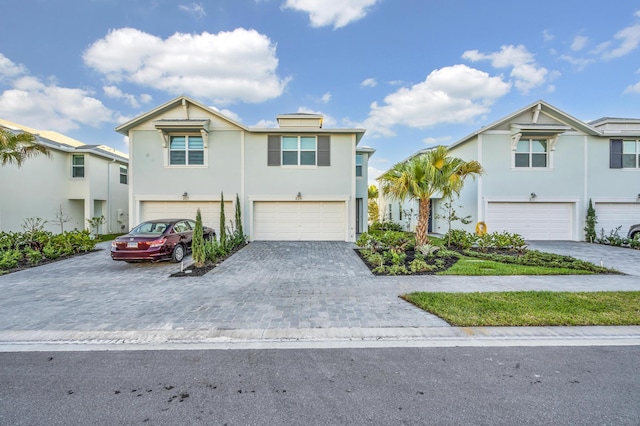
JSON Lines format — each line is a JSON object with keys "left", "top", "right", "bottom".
{"left": 0, "top": 241, "right": 639, "bottom": 341}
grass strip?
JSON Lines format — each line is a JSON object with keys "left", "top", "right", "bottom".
{"left": 401, "top": 291, "right": 640, "bottom": 326}
{"left": 437, "top": 257, "right": 594, "bottom": 275}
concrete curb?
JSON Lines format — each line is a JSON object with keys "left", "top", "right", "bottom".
{"left": 2, "top": 326, "right": 640, "bottom": 351}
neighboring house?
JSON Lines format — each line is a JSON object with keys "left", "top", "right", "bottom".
{"left": 0, "top": 119, "right": 129, "bottom": 234}
{"left": 115, "top": 96, "right": 373, "bottom": 242}
{"left": 381, "top": 100, "right": 640, "bottom": 241}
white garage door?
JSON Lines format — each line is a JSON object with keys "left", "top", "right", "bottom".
{"left": 141, "top": 201, "right": 233, "bottom": 232}
{"left": 253, "top": 201, "right": 346, "bottom": 241}
{"left": 595, "top": 203, "right": 640, "bottom": 237}
{"left": 486, "top": 202, "right": 573, "bottom": 240}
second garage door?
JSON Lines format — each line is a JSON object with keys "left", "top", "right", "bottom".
{"left": 486, "top": 202, "right": 573, "bottom": 240}
{"left": 595, "top": 203, "right": 640, "bottom": 236}
{"left": 253, "top": 201, "right": 346, "bottom": 241}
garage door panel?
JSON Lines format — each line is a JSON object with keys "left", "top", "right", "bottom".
{"left": 595, "top": 203, "right": 640, "bottom": 236}
{"left": 487, "top": 202, "right": 573, "bottom": 240}
{"left": 253, "top": 201, "right": 346, "bottom": 241}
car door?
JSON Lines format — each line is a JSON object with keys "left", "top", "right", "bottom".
{"left": 176, "top": 220, "right": 194, "bottom": 249}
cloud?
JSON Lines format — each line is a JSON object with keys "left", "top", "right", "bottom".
{"left": 296, "top": 106, "right": 337, "bottom": 126}
{"left": 319, "top": 92, "right": 331, "bottom": 103}
{"left": 571, "top": 35, "right": 588, "bottom": 51}
{"left": 360, "top": 77, "right": 377, "bottom": 87}
{"left": 83, "top": 27, "right": 290, "bottom": 104}
{"left": 283, "top": 0, "right": 379, "bottom": 29}
{"left": 0, "top": 53, "right": 26, "bottom": 81}
{"left": 600, "top": 23, "right": 640, "bottom": 59}
{"left": 422, "top": 136, "right": 452, "bottom": 146}
{"left": 179, "top": 3, "right": 206, "bottom": 18}
{"left": 558, "top": 54, "right": 594, "bottom": 71}
{"left": 543, "top": 29, "right": 554, "bottom": 42}
{"left": 358, "top": 64, "right": 511, "bottom": 137}
{"left": 102, "top": 86, "right": 151, "bottom": 108}
{"left": 367, "top": 165, "right": 385, "bottom": 186}
{"left": 0, "top": 75, "right": 115, "bottom": 132}
{"left": 625, "top": 79, "right": 640, "bottom": 94}
{"left": 463, "top": 45, "right": 549, "bottom": 94}
{"left": 210, "top": 106, "right": 242, "bottom": 123}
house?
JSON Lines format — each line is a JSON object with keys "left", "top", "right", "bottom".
{"left": 115, "top": 96, "right": 374, "bottom": 241}
{"left": 381, "top": 100, "right": 640, "bottom": 241}
{"left": 0, "top": 119, "right": 129, "bottom": 234}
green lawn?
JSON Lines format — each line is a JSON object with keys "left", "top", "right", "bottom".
{"left": 438, "top": 257, "right": 594, "bottom": 275}
{"left": 401, "top": 291, "right": 640, "bottom": 326}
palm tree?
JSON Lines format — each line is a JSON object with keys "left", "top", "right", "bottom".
{"left": 379, "top": 146, "right": 483, "bottom": 246}
{"left": 0, "top": 127, "right": 51, "bottom": 167}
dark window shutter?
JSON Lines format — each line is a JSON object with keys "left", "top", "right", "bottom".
{"left": 317, "top": 135, "right": 330, "bottom": 166}
{"left": 268, "top": 135, "right": 281, "bottom": 166}
{"left": 610, "top": 139, "right": 623, "bottom": 169}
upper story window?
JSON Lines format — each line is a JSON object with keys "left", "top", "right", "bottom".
{"left": 355, "top": 154, "right": 363, "bottom": 177}
{"left": 169, "top": 135, "right": 204, "bottom": 166}
{"left": 515, "top": 139, "right": 547, "bottom": 168}
{"left": 119, "top": 165, "right": 128, "bottom": 184}
{"left": 72, "top": 154, "right": 85, "bottom": 178}
{"left": 610, "top": 139, "right": 640, "bottom": 169}
{"left": 268, "top": 135, "right": 330, "bottom": 167}
{"left": 282, "top": 136, "right": 316, "bottom": 166}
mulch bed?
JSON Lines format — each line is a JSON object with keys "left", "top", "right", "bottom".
{"left": 170, "top": 243, "right": 248, "bottom": 278}
{"left": 355, "top": 248, "right": 460, "bottom": 275}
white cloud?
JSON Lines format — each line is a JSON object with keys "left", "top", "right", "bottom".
{"left": 558, "top": 54, "right": 594, "bottom": 71}
{"left": 600, "top": 23, "right": 640, "bottom": 59}
{"left": 358, "top": 64, "right": 511, "bottom": 137}
{"left": 319, "top": 92, "right": 331, "bottom": 103}
{"left": 210, "top": 106, "right": 242, "bottom": 123}
{"left": 367, "top": 165, "right": 385, "bottom": 186}
{"left": 422, "top": 136, "right": 452, "bottom": 146}
{"left": 543, "top": 29, "right": 554, "bottom": 42}
{"left": 83, "top": 27, "right": 290, "bottom": 104}
{"left": 635, "top": 10, "right": 640, "bottom": 18}
{"left": 103, "top": 85, "right": 141, "bottom": 107}
{"left": 254, "top": 119, "right": 278, "bottom": 128}
{"left": 571, "top": 35, "right": 588, "bottom": 51}
{"left": 179, "top": 3, "right": 206, "bottom": 17}
{"left": 360, "top": 77, "right": 377, "bottom": 87}
{"left": 624, "top": 80, "right": 640, "bottom": 94}
{"left": 463, "top": 45, "right": 549, "bottom": 94}
{"left": 0, "top": 76, "right": 115, "bottom": 132}
{"left": 283, "top": 0, "right": 379, "bottom": 29}
{"left": 0, "top": 54, "right": 25, "bottom": 81}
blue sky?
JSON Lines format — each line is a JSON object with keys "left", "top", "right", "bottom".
{"left": 1, "top": 1, "right": 639, "bottom": 184}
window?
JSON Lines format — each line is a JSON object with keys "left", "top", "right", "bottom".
{"left": 268, "top": 135, "right": 330, "bottom": 166}
{"left": 119, "top": 165, "right": 128, "bottom": 184}
{"left": 282, "top": 136, "right": 316, "bottom": 166}
{"left": 623, "top": 140, "right": 639, "bottom": 168}
{"left": 72, "top": 154, "right": 85, "bottom": 178}
{"left": 355, "top": 154, "right": 363, "bottom": 177}
{"left": 169, "top": 135, "right": 204, "bottom": 165}
{"left": 515, "top": 139, "right": 547, "bottom": 168}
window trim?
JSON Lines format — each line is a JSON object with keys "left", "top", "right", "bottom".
{"left": 513, "top": 138, "right": 550, "bottom": 169}
{"left": 268, "top": 135, "right": 331, "bottom": 167}
{"left": 119, "top": 165, "right": 128, "bottom": 184}
{"left": 355, "top": 153, "right": 363, "bottom": 177}
{"left": 166, "top": 134, "right": 207, "bottom": 167}
{"left": 621, "top": 139, "right": 640, "bottom": 169}
{"left": 72, "top": 154, "right": 85, "bottom": 178}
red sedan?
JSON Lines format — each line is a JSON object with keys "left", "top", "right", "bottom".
{"left": 111, "top": 219, "right": 215, "bottom": 263}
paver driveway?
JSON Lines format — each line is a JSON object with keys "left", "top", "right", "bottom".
{"left": 0, "top": 240, "right": 639, "bottom": 341}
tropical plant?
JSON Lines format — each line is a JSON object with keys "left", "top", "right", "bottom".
{"left": 368, "top": 184, "right": 379, "bottom": 223}
{"left": 192, "top": 208, "right": 206, "bottom": 267}
{"left": 86, "top": 215, "right": 106, "bottom": 235}
{"left": 0, "top": 127, "right": 51, "bottom": 167}
{"left": 437, "top": 200, "right": 472, "bottom": 246}
{"left": 379, "top": 146, "right": 483, "bottom": 246}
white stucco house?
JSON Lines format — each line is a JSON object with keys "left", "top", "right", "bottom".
{"left": 0, "top": 119, "right": 129, "bottom": 234}
{"left": 115, "top": 96, "right": 374, "bottom": 241}
{"left": 381, "top": 100, "right": 640, "bottom": 241}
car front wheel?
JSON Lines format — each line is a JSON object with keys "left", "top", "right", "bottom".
{"left": 171, "top": 244, "right": 185, "bottom": 263}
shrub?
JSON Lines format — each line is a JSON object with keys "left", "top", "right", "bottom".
{"left": 192, "top": 209, "right": 206, "bottom": 267}
{"left": 0, "top": 249, "right": 22, "bottom": 270}
{"left": 444, "top": 229, "right": 476, "bottom": 249}
{"left": 369, "top": 221, "right": 403, "bottom": 232}
{"left": 584, "top": 199, "right": 597, "bottom": 243}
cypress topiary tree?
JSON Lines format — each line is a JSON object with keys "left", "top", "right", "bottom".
{"left": 235, "top": 193, "right": 243, "bottom": 238}
{"left": 192, "top": 208, "right": 205, "bottom": 267}
{"left": 584, "top": 199, "right": 597, "bottom": 243}
{"left": 219, "top": 192, "right": 227, "bottom": 248}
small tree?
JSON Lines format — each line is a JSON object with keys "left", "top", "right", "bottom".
{"left": 219, "top": 192, "right": 227, "bottom": 247}
{"left": 86, "top": 215, "right": 106, "bottom": 236}
{"left": 368, "top": 185, "right": 379, "bottom": 223}
{"left": 50, "top": 205, "right": 71, "bottom": 233}
{"left": 437, "top": 200, "right": 472, "bottom": 246}
{"left": 235, "top": 193, "right": 243, "bottom": 238}
{"left": 584, "top": 199, "right": 597, "bottom": 243}
{"left": 192, "top": 208, "right": 206, "bottom": 267}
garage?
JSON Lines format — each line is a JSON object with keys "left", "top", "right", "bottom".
{"left": 253, "top": 201, "right": 346, "bottom": 241}
{"left": 486, "top": 202, "right": 574, "bottom": 240}
{"left": 141, "top": 201, "right": 233, "bottom": 231}
{"left": 594, "top": 203, "right": 640, "bottom": 237}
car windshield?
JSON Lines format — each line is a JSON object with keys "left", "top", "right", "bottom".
{"left": 130, "top": 222, "right": 170, "bottom": 234}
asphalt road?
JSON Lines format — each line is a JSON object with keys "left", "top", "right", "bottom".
{"left": 1, "top": 346, "right": 638, "bottom": 425}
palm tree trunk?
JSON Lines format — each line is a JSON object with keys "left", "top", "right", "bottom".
{"left": 416, "top": 197, "right": 431, "bottom": 246}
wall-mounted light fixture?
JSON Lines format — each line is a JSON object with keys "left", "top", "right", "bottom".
{"left": 296, "top": 192, "right": 302, "bottom": 201}
{"left": 530, "top": 192, "right": 537, "bottom": 201}
{"left": 182, "top": 191, "right": 189, "bottom": 200}
{"left": 637, "top": 193, "right": 640, "bottom": 202}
